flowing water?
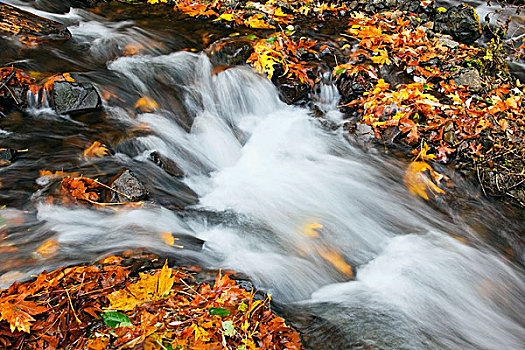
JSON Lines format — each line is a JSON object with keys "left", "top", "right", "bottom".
{"left": 1, "top": 1, "right": 525, "bottom": 349}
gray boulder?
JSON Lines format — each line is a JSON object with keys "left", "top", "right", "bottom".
{"left": 52, "top": 81, "right": 102, "bottom": 115}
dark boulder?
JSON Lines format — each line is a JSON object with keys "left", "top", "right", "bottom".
{"left": 34, "top": 0, "right": 99, "bottom": 14}
{"left": 52, "top": 81, "right": 102, "bottom": 115}
{"left": 149, "top": 151, "right": 184, "bottom": 178}
{"left": 366, "top": 0, "right": 434, "bottom": 17}
{"left": 275, "top": 77, "right": 311, "bottom": 105}
{"left": 434, "top": 4, "right": 482, "bottom": 44}
{"left": 336, "top": 71, "right": 374, "bottom": 104}
{"left": 107, "top": 168, "right": 148, "bottom": 203}
{"left": 207, "top": 39, "right": 254, "bottom": 66}
{"left": 0, "top": 148, "right": 18, "bottom": 167}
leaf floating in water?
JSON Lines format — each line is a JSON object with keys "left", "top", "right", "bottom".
{"left": 302, "top": 222, "right": 322, "bottom": 238}
{"left": 318, "top": 248, "right": 353, "bottom": 277}
{"left": 83, "top": 141, "right": 111, "bottom": 160}
{"left": 404, "top": 161, "right": 445, "bottom": 200}
{"left": 160, "top": 232, "right": 183, "bottom": 249}
{"left": 135, "top": 96, "right": 159, "bottom": 113}
{"left": 34, "top": 239, "right": 59, "bottom": 259}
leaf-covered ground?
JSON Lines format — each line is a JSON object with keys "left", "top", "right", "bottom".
{"left": 0, "top": 252, "right": 303, "bottom": 349}
{"left": 125, "top": 0, "right": 525, "bottom": 206}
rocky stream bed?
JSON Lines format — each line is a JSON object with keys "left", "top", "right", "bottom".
{"left": 0, "top": 0, "right": 525, "bottom": 349}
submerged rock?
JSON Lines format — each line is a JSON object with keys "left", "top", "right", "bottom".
{"left": 52, "top": 81, "right": 102, "bottom": 115}
{"left": 434, "top": 4, "right": 482, "bottom": 44}
{"left": 107, "top": 168, "right": 148, "bottom": 203}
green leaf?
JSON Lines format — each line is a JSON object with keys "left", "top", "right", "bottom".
{"left": 245, "top": 35, "right": 257, "bottom": 40}
{"left": 238, "top": 346, "right": 246, "bottom": 350}
{"left": 209, "top": 307, "right": 230, "bottom": 317}
{"left": 100, "top": 311, "right": 133, "bottom": 328}
{"left": 266, "top": 36, "right": 277, "bottom": 43}
{"left": 335, "top": 68, "right": 345, "bottom": 75}
{"left": 222, "top": 320, "right": 235, "bottom": 336}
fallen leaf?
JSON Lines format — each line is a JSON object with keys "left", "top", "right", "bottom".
{"left": 135, "top": 96, "right": 159, "bottom": 113}
{"left": 35, "top": 239, "right": 59, "bottom": 259}
{"left": 83, "top": 141, "right": 111, "bottom": 160}
{"left": 403, "top": 161, "right": 445, "bottom": 200}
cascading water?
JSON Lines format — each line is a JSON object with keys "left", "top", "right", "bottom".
{"left": 0, "top": 1, "right": 524, "bottom": 349}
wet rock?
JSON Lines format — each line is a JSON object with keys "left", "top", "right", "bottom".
{"left": 336, "top": 72, "right": 374, "bottom": 103}
{"left": 434, "top": 4, "right": 482, "bottom": 44}
{"left": 107, "top": 168, "right": 148, "bottom": 203}
{"left": 148, "top": 151, "right": 184, "bottom": 178}
{"left": 437, "top": 36, "right": 459, "bottom": 49}
{"left": 52, "top": 81, "right": 102, "bottom": 115}
{"left": 0, "top": 2, "right": 71, "bottom": 42}
{"left": 0, "top": 148, "right": 17, "bottom": 167}
{"left": 207, "top": 39, "right": 254, "bottom": 66}
{"left": 453, "top": 68, "right": 483, "bottom": 92}
{"left": 367, "top": 0, "right": 433, "bottom": 16}
{"left": 275, "top": 77, "right": 311, "bottom": 105}
{"left": 34, "top": 0, "right": 99, "bottom": 13}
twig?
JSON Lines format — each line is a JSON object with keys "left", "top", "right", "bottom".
{"left": 84, "top": 198, "right": 142, "bottom": 206}
{"left": 4, "top": 85, "right": 20, "bottom": 105}
{"left": 93, "top": 179, "right": 133, "bottom": 201}
{"left": 476, "top": 164, "right": 488, "bottom": 196}
{"left": 65, "top": 287, "right": 82, "bottom": 324}
{"left": 180, "top": 278, "right": 208, "bottom": 302}
{"left": 0, "top": 71, "right": 15, "bottom": 91}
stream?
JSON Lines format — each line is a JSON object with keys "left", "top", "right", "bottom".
{"left": 0, "top": 1, "right": 524, "bottom": 349}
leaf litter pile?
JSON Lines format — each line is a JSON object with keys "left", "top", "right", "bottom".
{"left": 0, "top": 253, "right": 303, "bottom": 349}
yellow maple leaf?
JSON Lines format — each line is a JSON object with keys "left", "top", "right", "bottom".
{"left": 403, "top": 161, "right": 445, "bottom": 200}
{"left": 192, "top": 324, "right": 211, "bottom": 342}
{"left": 370, "top": 49, "right": 391, "bottom": 66}
{"left": 213, "top": 13, "right": 236, "bottom": 22}
{"left": 83, "top": 141, "right": 111, "bottom": 160}
{"left": 135, "top": 96, "right": 159, "bottom": 113}
{"left": 107, "top": 261, "right": 175, "bottom": 311}
{"left": 245, "top": 15, "right": 275, "bottom": 29}
{"left": 251, "top": 54, "right": 281, "bottom": 80}
{"left": 157, "top": 261, "right": 175, "bottom": 297}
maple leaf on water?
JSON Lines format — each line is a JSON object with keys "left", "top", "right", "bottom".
{"left": 83, "top": 141, "right": 111, "bottom": 160}
{"left": 403, "top": 161, "right": 445, "bottom": 200}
